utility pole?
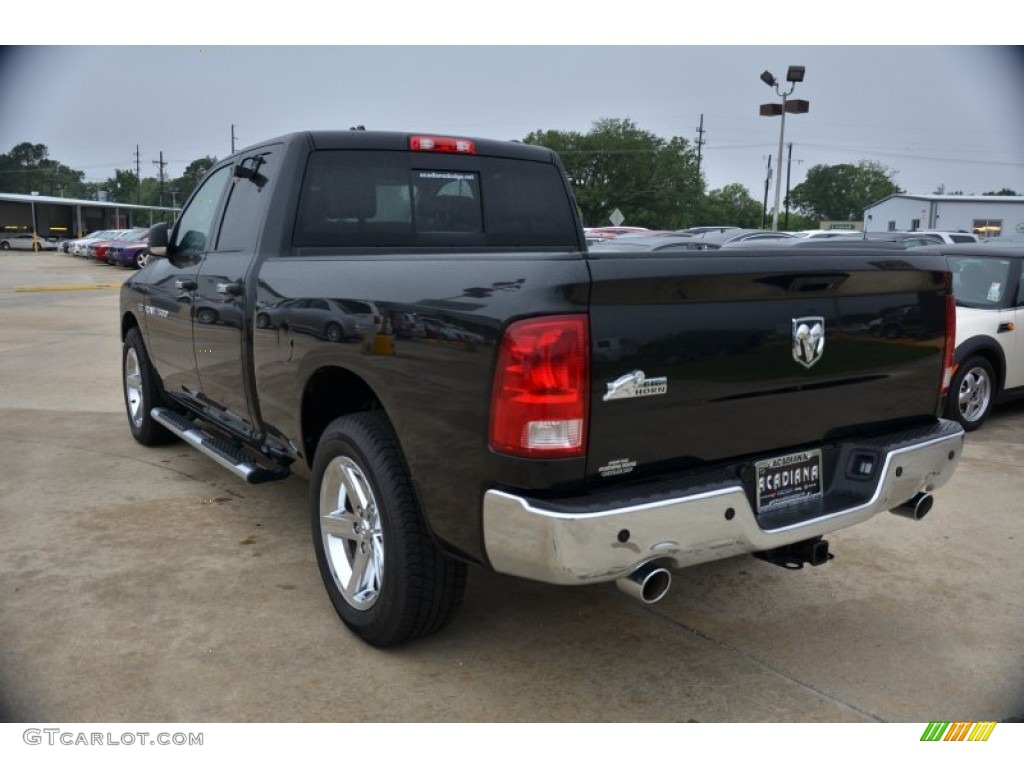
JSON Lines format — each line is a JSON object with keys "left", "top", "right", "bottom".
{"left": 762, "top": 154, "right": 772, "bottom": 230}
{"left": 784, "top": 142, "right": 793, "bottom": 230}
{"left": 134, "top": 145, "right": 142, "bottom": 205}
{"left": 694, "top": 114, "right": 706, "bottom": 182}
{"left": 152, "top": 152, "right": 167, "bottom": 208}
{"left": 231, "top": 124, "right": 237, "bottom": 154}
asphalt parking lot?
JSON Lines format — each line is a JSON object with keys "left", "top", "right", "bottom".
{"left": 1, "top": 252, "right": 1022, "bottom": 723}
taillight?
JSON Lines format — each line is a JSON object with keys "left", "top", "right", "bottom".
{"left": 941, "top": 280, "right": 956, "bottom": 396}
{"left": 490, "top": 315, "right": 589, "bottom": 458}
{"left": 409, "top": 135, "right": 476, "bottom": 154}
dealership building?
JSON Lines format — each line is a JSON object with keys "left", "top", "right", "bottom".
{"left": 863, "top": 194, "right": 1024, "bottom": 238}
{"left": 0, "top": 192, "right": 178, "bottom": 242}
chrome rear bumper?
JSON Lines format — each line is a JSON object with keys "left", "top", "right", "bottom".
{"left": 483, "top": 422, "right": 964, "bottom": 586}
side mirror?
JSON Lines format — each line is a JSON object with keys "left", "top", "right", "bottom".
{"left": 149, "top": 222, "right": 169, "bottom": 258}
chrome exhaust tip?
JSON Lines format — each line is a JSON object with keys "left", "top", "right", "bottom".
{"left": 891, "top": 492, "right": 933, "bottom": 521}
{"left": 616, "top": 562, "right": 672, "bottom": 604}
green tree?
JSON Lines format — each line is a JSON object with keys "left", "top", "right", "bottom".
{"left": 524, "top": 119, "right": 702, "bottom": 229}
{"left": 698, "top": 183, "right": 762, "bottom": 228}
{"left": 172, "top": 156, "right": 217, "bottom": 204}
{"left": 983, "top": 188, "right": 1019, "bottom": 196}
{"left": 103, "top": 169, "right": 141, "bottom": 203}
{"left": 789, "top": 161, "right": 902, "bottom": 221}
{"left": 0, "top": 142, "right": 89, "bottom": 197}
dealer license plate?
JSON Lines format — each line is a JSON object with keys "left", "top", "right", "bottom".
{"left": 755, "top": 449, "right": 823, "bottom": 513}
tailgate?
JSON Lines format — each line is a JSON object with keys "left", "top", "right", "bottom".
{"left": 584, "top": 249, "right": 950, "bottom": 480}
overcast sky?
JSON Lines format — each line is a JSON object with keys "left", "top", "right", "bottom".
{"left": 2, "top": 40, "right": 1022, "bottom": 208}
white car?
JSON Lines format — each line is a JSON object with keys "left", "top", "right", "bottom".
{"left": 794, "top": 229, "right": 862, "bottom": 239}
{"left": 0, "top": 233, "right": 57, "bottom": 251}
{"left": 943, "top": 245, "right": 1024, "bottom": 430}
{"left": 70, "top": 230, "right": 121, "bottom": 257}
{"left": 910, "top": 230, "right": 979, "bottom": 245}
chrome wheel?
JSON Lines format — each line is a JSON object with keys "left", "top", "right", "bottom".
{"left": 319, "top": 455, "right": 384, "bottom": 610}
{"left": 310, "top": 412, "right": 466, "bottom": 646}
{"left": 958, "top": 365, "right": 992, "bottom": 424}
{"left": 124, "top": 346, "right": 144, "bottom": 429}
{"left": 122, "top": 328, "right": 176, "bottom": 445}
{"left": 946, "top": 355, "right": 996, "bottom": 431}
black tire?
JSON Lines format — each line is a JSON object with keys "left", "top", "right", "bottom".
{"left": 945, "top": 356, "right": 996, "bottom": 431}
{"left": 134, "top": 250, "right": 148, "bottom": 269}
{"left": 196, "top": 308, "right": 217, "bottom": 325}
{"left": 122, "top": 327, "right": 177, "bottom": 445}
{"left": 0, "top": 241, "right": 9, "bottom": 250}
{"left": 326, "top": 322, "right": 343, "bottom": 343}
{"left": 310, "top": 412, "right": 466, "bottom": 647}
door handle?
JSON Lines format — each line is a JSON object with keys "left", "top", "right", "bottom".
{"left": 216, "top": 282, "right": 242, "bottom": 296}
{"left": 997, "top": 322, "right": 1015, "bottom": 333}
{"left": 175, "top": 279, "right": 197, "bottom": 291}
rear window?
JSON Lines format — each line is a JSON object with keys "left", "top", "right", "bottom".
{"left": 293, "top": 150, "right": 578, "bottom": 249}
{"left": 949, "top": 256, "right": 1013, "bottom": 307}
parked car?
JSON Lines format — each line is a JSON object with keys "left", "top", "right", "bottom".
{"left": 585, "top": 226, "right": 650, "bottom": 236}
{"left": 390, "top": 311, "right": 426, "bottom": 339}
{"left": 71, "top": 230, "right": 121, "bottom": 257}
{"left": 255, "top": 298, "right": 362, "bottom": 342}
{"left": 107, "top": 232, "right": 154, "bottom": 269}
{"left": 0, "top": 233, "right": 57, "bottom": 251}
{"left": 794, "top": 229, "right": 863, "bottom": 239}
{"left": 588, "top": 234, "right": 714, "bottom": 252}
{"left": 937, "top": 244, "right": 1024, "bottom": 430}
{"left": 908, "top": 230, "right": 979, "bottom": 245}
{"left": 68, "top": 230, "right": 116, "bottom": 257}
{"left": 90, "top": 228, "right": 148, "bottom": 262}
{"left": 696, "top": 228, "right": 800, "bottom": 247}
{"left": 678, "top": 225, "right": 741, "bottom": 235}
{"left": 849, "top": 232, "right": 946, "bottom": 248}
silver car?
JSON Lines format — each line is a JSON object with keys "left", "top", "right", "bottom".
{"left": 0, "top": 233, "right": 58, "bottom": 251}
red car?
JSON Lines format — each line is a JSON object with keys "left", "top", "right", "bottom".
{"left": 89, "top": 229, "right": 148, "bottom": 263}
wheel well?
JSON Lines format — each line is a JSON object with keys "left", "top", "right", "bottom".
{"left": 121, "top": 312, "right": 140, "bottom": 342}
{"left": 301, "top": 367, "right": 383, "bottom": 468}
{"left": 955, "top": 340, "right": 1005, "bottom": 394}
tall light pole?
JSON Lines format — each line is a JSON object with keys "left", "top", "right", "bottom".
{"left": 759, "top": 65, "right": 808, "bottom": 231}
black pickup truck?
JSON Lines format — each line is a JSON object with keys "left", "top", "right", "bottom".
{"left": 120, "top": 130, "right": 965, "bottom": 647}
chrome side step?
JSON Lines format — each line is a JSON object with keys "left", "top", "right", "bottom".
{"left": 152, "top": 407, "right": 289, "bottom": 484}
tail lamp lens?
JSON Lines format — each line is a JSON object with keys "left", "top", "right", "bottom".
{"left": 490, "top": 315, "right": 589, "bottom": 458}
{"left": 941, "top": 282, "right": 956, "bottom": 396}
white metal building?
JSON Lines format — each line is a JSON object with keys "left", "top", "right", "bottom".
{"left": 863, "top": 194, "right": 1024, "bottom": 238}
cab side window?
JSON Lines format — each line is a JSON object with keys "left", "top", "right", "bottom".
{"left": 173, "top": 165, "right": 232, "bottom": 256}
{"left": 217, "top": 152, "right": 275, "bottom": 252}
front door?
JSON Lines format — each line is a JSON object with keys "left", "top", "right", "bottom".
{"left": 144, "top": 164, "right": 233, "bottom": 403}
{"left": 192, "top": 149, "right": 278, "bottom": 437}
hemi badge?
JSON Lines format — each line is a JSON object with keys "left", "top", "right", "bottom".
{"left": 603, "top": 370, "right": 668, "bottom": 402}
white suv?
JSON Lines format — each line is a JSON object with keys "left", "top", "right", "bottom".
{"left": 943, "top": 245, "right": 1024, "bottom": 429}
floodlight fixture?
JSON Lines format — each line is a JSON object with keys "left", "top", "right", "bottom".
{"left": 758, "top": 65, "right": 809, "bottom": 231}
